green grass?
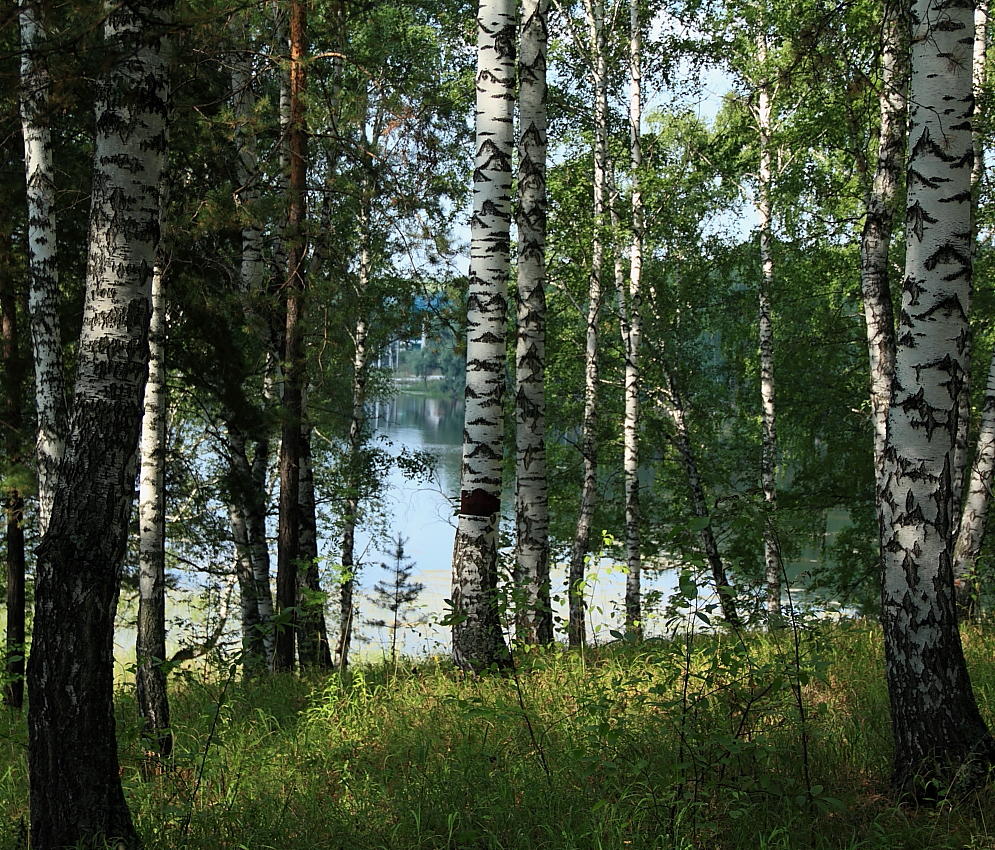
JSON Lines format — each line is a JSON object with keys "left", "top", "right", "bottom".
{"left": 3, "top": 621, "right": 995, "bottom": 848}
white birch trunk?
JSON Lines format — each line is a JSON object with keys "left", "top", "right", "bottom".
{"left": 880, "top": 0, "right": 994, "bottom": 793}
{"left": 755, "top": 38, "right": 783, "bottom": 624}
{"left": 19, "top": 1, "right": 65, "bottom": 534}
{"left": 27, "top": 1, "right": 171, "bottom": 844}
{"left": 860, "top": 0, "right": 906, "bottom": 497}
{"left": 136, "top": 256, "right": 171, "bottom": 761}
{"left": 622, "top": 0, "right": 643, "bottom": 640}
{"left": 569, "top": 0, "right": 607, "bottom": 649}
{"left": 952, "top": 7, "right": 990, "bottom": 616}
{"left": 515, "top": 0, "right": 551, "bottom": 646}
{"left": 451, "top": 0, "right": 515, "bottom": 670}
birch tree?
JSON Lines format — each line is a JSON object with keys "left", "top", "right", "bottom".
{"left": 515, "top": 0, "right": 551, "bottom": 645}
{"left": 451, "top": 0, "right": 515, "bottom": 670}
{"left": 569, "top": 0, "right": 608, "bottom": 648}
{"left": 26, "top": 0, "right": 171, "bottom": 843}
{"left": 136, "top": 250, "right": 172, "bottom": 761}
{"left": 19, "top": 0, "right": 66, "bottom": 535}
{"left": 952, "top": 8, "right": 990, "bottom": 616}
{"left": 879, "top": 0, "right": 995, "bottom": 793}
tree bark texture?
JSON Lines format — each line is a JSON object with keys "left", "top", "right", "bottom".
{"left": 273, "top": 0, "right": 308, "bottom": 673}
{"left": 1, "top": 254, "right": 26, "bottom": 709}
{"left": 451, "top": 0, "right": 515, "bottom": 671}
{"left": 26, "top": 1, "right": 171, "bottom": 845}
{"left": 621, "top": 0, "right": 644, "bottom": 640}
{"left": 297, "top": 412, "right": 332, "bottom": 670}
{"left": 755, "top": 39, "right": 783, "bottom": 624}
{"left": 569, "top": 0, "right": 607, "bottom": 649}
{"left": 952, "top": 6, "right": 989, "bottom": 618}
{"left": 860, "top": 0, "right": 906, "bottom": 499}
{"left": 136, "top": 256, "right": 172, "bottom": 760}
{"left": 880, "top": 0, "right": 995, "bottom": 795}
{"left": 515, "top": 0, "right": 551, "bottom": 646}
{"left": 19, "top": 0, "right": 66, "bottom": 536}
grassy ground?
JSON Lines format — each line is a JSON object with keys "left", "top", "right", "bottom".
{"left": 3, "top": 620, "right": 995, "bottom": 848}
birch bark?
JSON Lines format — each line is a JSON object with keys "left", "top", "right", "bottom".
{"left": 515, "top": 0, "right": 551, "bottom": 645}
{"left": 136, "top": 254, "right": 172, "bottom": 761}
{"left": 880, "top": 0, "right": 995, "bottom": 793}
{"left": 952, "top": 8, "right": 989, "bottom": 617}
{"left": 860, "top": 0, "right": 906, "bottom": 498}
{"left": 451, "top": 0, "right": 515, "bottom": 670}
{"left": 26, "top": 1, "right": 171, "bottom": 843}
{"left": 622, "top": 0, "right": 644, "bottom": 639}
{"left": 569, "top": 0, "right": 607, "bottom": 648}
{"left": 20, "top": 0, "right": 66, "bottom": 535}
{"left": 755, "top": 35, "right": 783, "bottom": 624}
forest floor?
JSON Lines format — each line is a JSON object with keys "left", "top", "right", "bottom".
{"left": 3, "top": 620, "right": 995, "bottom": 848}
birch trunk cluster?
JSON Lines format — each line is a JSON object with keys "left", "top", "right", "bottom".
{"left": 451, "top": 0, "right": 515, "bottom": 670}
{"left": 26, "top": 0, "right": 171, "bottom": 843}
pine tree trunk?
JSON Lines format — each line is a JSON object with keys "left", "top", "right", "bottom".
{"left": 660, "top": 373, "right": 742, "bottom": 627}
{"left": 273, "top": 0, "right": 308, "bottom": 673}
{"left": 136, "top": 255, "right": 172, "bottom": 762}
{"left": 880, "top": 0, "right": 995, "bottom": 795}
{"left": 451, "top": 0, "right": 515, "bottom": 671}
{"left": 755, "top": 40, "right": 783, "bottom": 625}
{"left": 569, "top": 0, "right": 607, "bottom": 649}
{"left": 19, "top": 0, "right": 65, "bottom": 535}
{"left": 26, "top": 2, "right": 170, "bottom": 844}
{"left": 1, "top": 257, "right": 26, "bottom": 710}
{"left": 952, "top": 7, "right": 989, "bottom": 619}
{"left": 860, "top": 0, "right": 906, "bottom": 498}
{"left": 515, "top": 0, "right": 551, "bottom": 646}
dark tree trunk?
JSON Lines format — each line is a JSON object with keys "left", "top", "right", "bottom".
{"left": 297, "top": 418, "right": 332, "bottom": 670}
{"left": 273, "top": 0, "right": 308, "bottom": 673}
{"left": 1, "top": 256, "right": 26, "bottom": 710}
{"left": 26, "top": 2, "right": 170, "bottom": 845}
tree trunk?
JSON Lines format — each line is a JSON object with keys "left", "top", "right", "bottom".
{"left": 229, "top": 23, "right": 275, "bottom": 658}
{"left": 952, "top": 7, "right": 989, "bottom": 619}
{"left": 569, "top": 0, "right": 607, "bottom": 649}
{"left": 621, "top": 0, "right": 644, "bottom": 639}
{"left": 229, "top": 495, "right": 263, "bottom": 670}
{"left": 755, "top": 37, "right": 783, "bottom": 625}
{"left": 860, "top": 0, "right": 906, "bottom": 499}
{"left": 1, "top": 252, "right": 26, "bottom": 710}
{"left": 659, "top": 373, "right": 742, "bottom": 627}
{"left": 19, "top": 0, "right": 66, "bottom": 536}
{"left": 297, "top": 410, "right": 332, "bottom": 670}
{"left": 273, "top": 0, "right": 308, "bottom": 673}
{"left": 451, "top": 0, "right": 514, "bottom": 671}
{"left": 26, "top": 2, "right": 170, "bottom": 844}
{"left": 337, "top": 272, "right": 370, "bottom": 671}
{"left": 515, "top": 0, "right": 551, "bottom": 646}
{"left": 136, "top": 255, "right": 172, "bottom": 762}
{"left": 880, "top": 0, "right": 995, "bottom": 796}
